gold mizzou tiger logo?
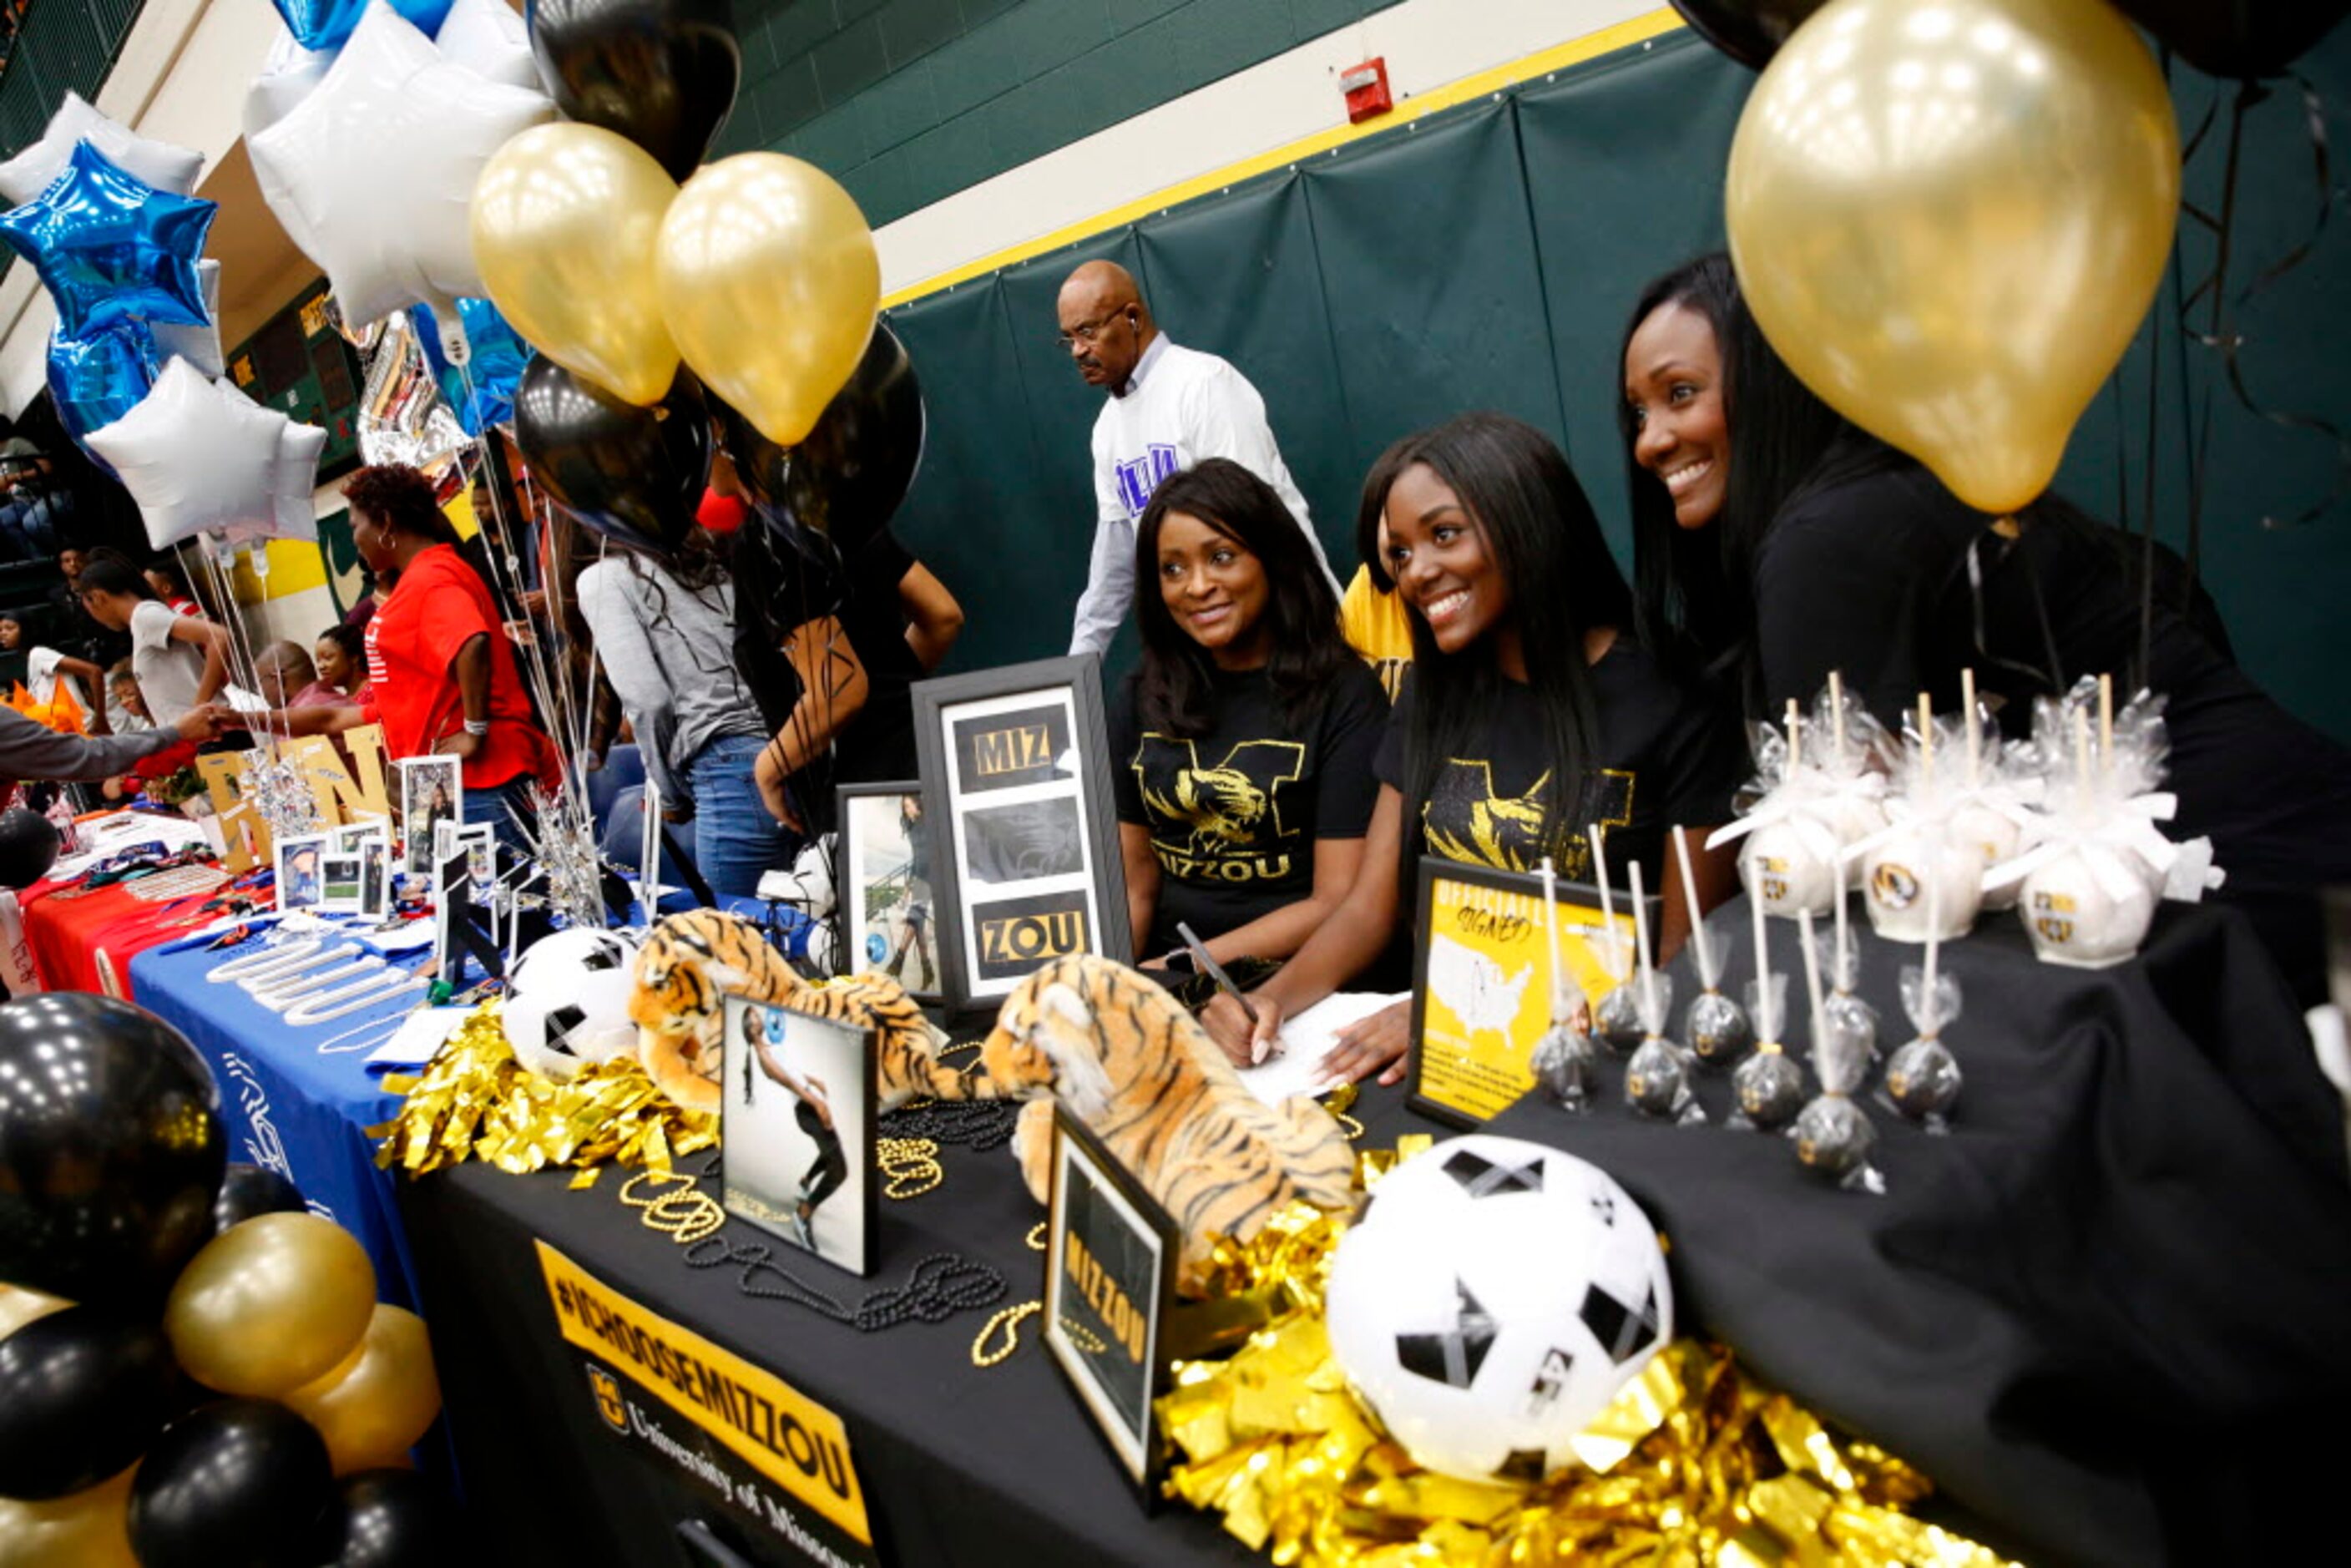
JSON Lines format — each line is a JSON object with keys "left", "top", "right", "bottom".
{"left": 1131, "top": 735, "right": 1306, "bottom": 881}
{"left": 1422, "top": 761, "right": 1635, "bottom": 874}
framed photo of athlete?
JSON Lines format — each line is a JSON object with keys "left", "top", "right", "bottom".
{"left": 718, "top": 994, "right": 877, "bottom": 1277}
{"left": 837, "top": 781, "right": 941, "bottom": 1003}
{"left": 1406, "top": 858, "right": 1656, "bottom": 1129}
{"left": 1044, "top": 1105, "right": 1176, "bottom": 1505}
{"left": 274, "top": 832, "right": 328, "bottom": 914}
{"left": 912, "top": 656, "right": 1131, "bottom": 1009}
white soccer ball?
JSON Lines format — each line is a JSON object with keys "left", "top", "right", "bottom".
{"left": 503, "top": 927, "right": 642, "bottom": 1081}
{"left": 1325, "top": 1136, "right": 1672, "bottom": 1485}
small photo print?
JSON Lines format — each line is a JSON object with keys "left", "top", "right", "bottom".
{"left": 359, "top": 839, "right": 392, "bottom": 919}
{"left": 968, "top": 888, "right": 1093, "bottom": 984}
{"left": 318, "top": 852, "right": 365, "bottom": 913}
{"left": 331, "top": 817, "right": 388, "bottom": 855}
{"left": 397, "top": 756, "right": 462, "bottom": 877}
{"left": 961, "top": 796, "right": 1084, "bottom": 888}
{"left": 275, "top": 832, "right": 328, "bottom": 913}
{"left": 845, "top": 791, "right": 938, "bottom": 995}
{"left": 720, "top": 996, "right": 871, "bottom": 1277}
{"left": 1046, "top": 1118, "right": 1170, "bottom": 1487}
{"left": 951, "top": 700, "right": 1073, "bottom": 794}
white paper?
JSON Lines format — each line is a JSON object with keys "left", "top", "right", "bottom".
{"left": 1231, "top": 991, "right": 1408, "bottom": 1106}
{"left": 365, "top": 1006, "right": 470, "bottom": 1067}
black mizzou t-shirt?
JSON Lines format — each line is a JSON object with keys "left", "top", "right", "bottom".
{"left": 1373, "top": 643, "right": 1746, "bottom": 891}
{"left": 1111, "top": 662, "right": 1387, "bottom": 954}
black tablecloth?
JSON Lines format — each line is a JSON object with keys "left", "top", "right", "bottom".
{"left": 403, "top": 900, "right": 2349, "bottom": 1568}
{"left": 1487, "top": 898, "right": 2351, "bottom": 1568}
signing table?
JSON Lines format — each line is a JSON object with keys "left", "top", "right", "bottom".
{"left": 396, "top": 902, "right": 2350, "bottom": 1568}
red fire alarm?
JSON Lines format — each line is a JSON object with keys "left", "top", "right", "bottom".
{"left": 1340, "top": 58, "right": 1392, "bottom": 124}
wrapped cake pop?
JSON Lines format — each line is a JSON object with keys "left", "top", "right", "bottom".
{"left": 1883, "top": 888, "right": 1962, "bottom": 1131}
{"left": 1853, "top": 696, "right": 1984, "bottom": 943}
{"left": 1989, "top": 677, "right": 2224, "bottom": 969}
{"left": 1730, "top": 890, "right": 1805, "bottom": 1130}
{"left": 1621, "top": 861, "right": 1703, "bottom": 1124}
{"left": 1821, "top": 889, "right": 1880, "bottom": 1062}
{"left": 1588, "top": 822, "right": 1645, "bottom": 1053}
{"left": 1792, "top": 908, "right": 1883, "bottom": 1193}
{"left": 1709, "top": 675, "right": 1888, "bottom": 918}
{"left": 1946, "top": 669, "right": 2037, "bottom": 911}
{"left": 1674, "top": 826, "right": 1749, "bottom": 1065}
{"left": 1529, "top": 856, "right": 1596, "bottom": 1110}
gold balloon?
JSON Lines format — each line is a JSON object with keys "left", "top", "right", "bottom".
{"left": 0, "top": 1464, "right": 137, "bottom": 1568}
{"left": 656, "top": 152, "right": 880, "bottom": 446}
{"left": 472, "top": 122, "right": 681, "bottom": 405}
{"left": 1725, "top": 0, "right": 2179, "bottom": 514}
{"left": 0, "top": 1282, "right": 69, "bottom": 1343}
{"left": 164, "top": 1212, "right": 377, "bottom": 1398}
{"left": 282, "top": 1303, "right": 442, "bottom": 1474}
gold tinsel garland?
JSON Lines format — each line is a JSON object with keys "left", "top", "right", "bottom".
{"left": 372, "top": 1003, "right": 716, "bottom": 1183}
{"left": 1159, "top": 1196, "right": 2021, "bottom": 1568}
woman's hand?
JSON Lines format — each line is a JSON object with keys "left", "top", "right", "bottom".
{"left": 1313, "top": 998, "right": 1412, "bottom": 1087}
{"left": 1200, "top": 992, "right": 1259, "bottom": 1067}
{"left": 753, "top": 746, "right": 802, "bottom": 832}
{"left": 433, "top": 730, "right": 483, "bottom": 761}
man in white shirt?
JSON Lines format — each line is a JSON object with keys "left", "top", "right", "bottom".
{"left": 1058, "top": 261, "right": 1335, "bottom": 655}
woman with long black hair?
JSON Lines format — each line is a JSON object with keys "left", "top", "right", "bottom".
{"left": 1207, "top": 413, "right": 1747, "bottom": 1080}
{"left": 1110, "top": 458, "right": 1387, "bottom": 985}
{"left": 1620, "top": 254, "right": 2349, "bottom": 1001}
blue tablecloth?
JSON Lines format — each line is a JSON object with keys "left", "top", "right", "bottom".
{"left": 130, "top": 935, "right": 425, "bottom": 1310}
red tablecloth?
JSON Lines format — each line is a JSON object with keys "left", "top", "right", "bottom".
{"left": 18, "top": 876, "right": 206, "bottom": 997}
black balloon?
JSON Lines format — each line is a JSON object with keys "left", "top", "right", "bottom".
{"left": 311, "top": 1469, "right": 458, "bottom": 1568}
{"left": 129, "top": 1399, "right": 333, "bottom": 1568}
{"left": 0, "top": 1304, "right": 183, "bottom": 1501}
{"left": 1669, "top": 0, "right": 1831, "bottom": 68}
{"left": 528, "top": 0, "right": 743, "bottom": 182}
{"left": 716, "top": 321, "right": 925, "bottom": 555}
{"left": 211, "top": 1163, "right": 307, "bottom": 1235}
{"left": 2114, "top": 0, "right": 2348, "bottom": 78}
{"left": 0, "top": 993, "right": 224, "bottom": 1302}
{"left": 0, "top": 806, "right": 60, "bottom": 889}
{"left": 513, "top": 356, "right": 712, "bottom": 559}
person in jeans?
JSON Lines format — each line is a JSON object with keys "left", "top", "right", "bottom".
{"left": 577, "top": 529, "right": 785, "bottom": 899}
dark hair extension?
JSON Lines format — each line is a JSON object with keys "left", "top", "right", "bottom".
{"left": 1616, "top": 253, "right": 1844, "bottom": 701}
{"left": 343, "top": 463, "right": 463, "bottom": 549}
{"left": 1130, "top": 458, "right": 1352, "bottom": 741}
{"left": 1367, "top": 412, "right": 1632, "bottom": 891}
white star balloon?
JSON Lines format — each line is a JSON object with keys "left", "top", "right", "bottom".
{"left": 248, "top": 1, "right": 552, "bottom": 330}
{"left": 0, "top": 91, "right": 204, "bottom": 207}
{"left": 84, "top": 359, "right": 324, "bottom": 550}
{"left": 242, "top": 25, "right": 338, "bottom": 154}
{"left": 436, "top": 0, "right": 538, "bottom": 90}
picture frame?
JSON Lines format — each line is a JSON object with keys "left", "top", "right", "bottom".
{"left": 1044, "top": 1105, "right": 1176, "bottom": 1507}
{"left": 358, "top": 837, "right": 392, "bottom": 921}
{"left": 397, "top": 756, "right": 463, "bottom": 877}
{"left": 718, "top": 994, "right": 877, "bottom": 1277}
{"left": 432, "top": 821, "right": 500, "bottom": 984}
{"left": 316, "top": 852, "right": 367, "bottom": 914}
{"left": 330, "top": 816, "right": 389, "bottom": 855}
{"left": 911, "top": 656, "right": 1130, "bottom": 1009}
{"left": 1407, "top": 858, "right": 1657, "bottom": 1129}
{"left": 273, "top": 832, "right": 329, "bottom": 915}
{"left": 836, "top": 781, "right": 941, "bottom": 1002}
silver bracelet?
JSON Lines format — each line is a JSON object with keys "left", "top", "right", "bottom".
{"left": 463, "top": 718, "right": 491, "bottom": 736}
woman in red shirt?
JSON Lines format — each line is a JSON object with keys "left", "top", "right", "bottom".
{"left": 265, "top": 464, "right": 558, "bottom": 851}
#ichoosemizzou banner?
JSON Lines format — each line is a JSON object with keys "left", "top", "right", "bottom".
{"left": 537, "top": 1242, "right": 878, "bottom": 1567}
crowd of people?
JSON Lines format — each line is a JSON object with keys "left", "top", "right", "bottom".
{"left": 5, "top": 246, "right": 2344, "bottom": 1069}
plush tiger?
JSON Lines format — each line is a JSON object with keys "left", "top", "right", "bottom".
{"left": 981, "top": 954, "right": 1358, "bottom": 1294}
{"left": 629, "top": 909, "right": 982, "bottom": 1115}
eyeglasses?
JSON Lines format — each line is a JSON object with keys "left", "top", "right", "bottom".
{"left": 1054, "top": 311, "right": 1128, "bottom": 351}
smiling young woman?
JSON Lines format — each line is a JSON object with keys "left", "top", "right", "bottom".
{"left": 1204, "top": 414, "right": 1747, "bottom": 1081}
{"left": 1109, "top": 460, "right": 1386, "bottom": 1033}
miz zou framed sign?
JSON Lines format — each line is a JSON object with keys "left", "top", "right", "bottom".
{"left": 912, "top": 656, "right": 1131, "bottom": 1007}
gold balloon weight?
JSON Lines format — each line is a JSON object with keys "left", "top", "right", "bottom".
{"left": 1726, "top": 0, "right": 2181, "bottom": 515}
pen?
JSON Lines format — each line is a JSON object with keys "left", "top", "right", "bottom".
{"left": 1176, "top": 921, "right": 1270, "bottom": 1062}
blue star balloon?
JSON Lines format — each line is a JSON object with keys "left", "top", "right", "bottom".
{"left": 410, "top": 296, "right": 532, "bottom": 435}
{"left": 273, "top": 0, "right": 456, "bottom": 53}
{"left": 47, "top": 323, "right": 164, "bottom": 475}
{"left": 0, "top": 141, "right": 215, "bottom": 341}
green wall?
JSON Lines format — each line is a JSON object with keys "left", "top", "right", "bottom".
{"left": 719, "top": 0, "right": 1405, "bottom": 226}
{"left": 879, "top": 28, "right": 2351, "bottom": 741}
